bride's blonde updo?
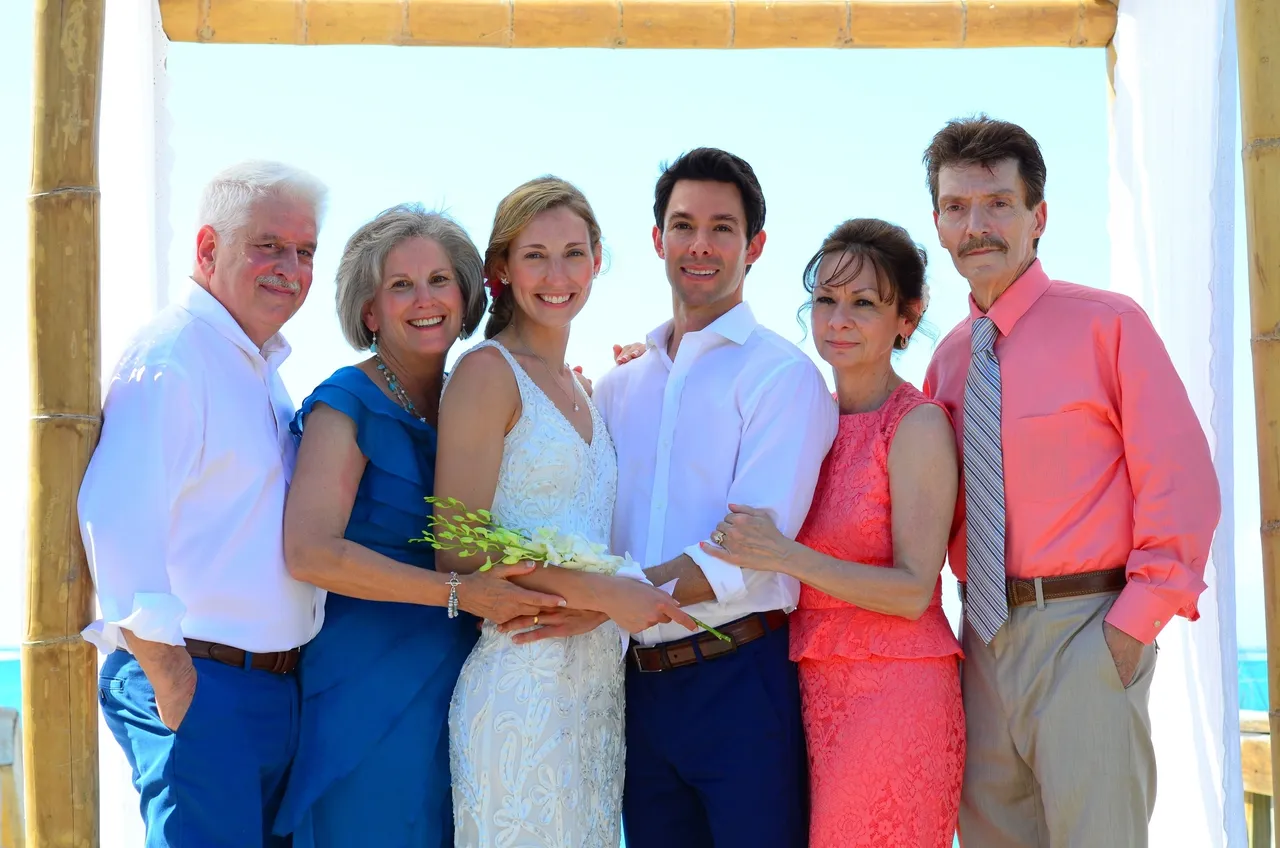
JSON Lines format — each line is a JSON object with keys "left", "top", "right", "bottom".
{"left": 483, "top": 176, "right": 603, "bottom": 340}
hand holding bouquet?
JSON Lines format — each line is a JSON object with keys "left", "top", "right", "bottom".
{"left": 419, "top": 497, "right": 728, "bottom": 641}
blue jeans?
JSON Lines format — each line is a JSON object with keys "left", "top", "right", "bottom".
{"left": 99, "top": 650, "right": 300, "bottom": 847}
{"left": 622, "top": 619, "right": 809, "bottom": 848}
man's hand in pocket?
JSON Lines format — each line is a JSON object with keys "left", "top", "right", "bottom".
{"left": 1102, "top": 621, "right": 1144, "bottom": 688}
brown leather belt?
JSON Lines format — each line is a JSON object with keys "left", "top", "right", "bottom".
{"left": 960, "top": 566, "right": 1127, "bottom": 609}
{"left": 185, "top": 639, "right": 299, "bottom": 675}
{"left": 629, "top": 609, "right": 787, "bottom": 673}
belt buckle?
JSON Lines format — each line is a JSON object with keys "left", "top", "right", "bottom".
{"left": 630, "top": 645, "right": 665, "bottom": 673}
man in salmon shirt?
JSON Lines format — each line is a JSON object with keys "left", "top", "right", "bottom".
{"left": 921, "top": 115, "right": 1221, "bottom": 848}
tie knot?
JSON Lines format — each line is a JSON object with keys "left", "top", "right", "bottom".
{"left": 971, "top": 316, "right": 998, "bottom": 355}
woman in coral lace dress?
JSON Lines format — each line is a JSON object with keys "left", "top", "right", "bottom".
{"left": 706, "top": 218, "right": 964, "bottom": 847}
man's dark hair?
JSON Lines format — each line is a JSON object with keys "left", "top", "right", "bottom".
{"left": 922, "top": 115, "right": 1047, "bottom": 214}
{"left": 653, "top": 148, "right": 766, "bottom": 241}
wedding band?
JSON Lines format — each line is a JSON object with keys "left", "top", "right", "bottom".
{"left": 712, "top": 531, "right": 725, "bottom": 546}
{"left": 533, "top": 616, "right": 539, "bottom": 625}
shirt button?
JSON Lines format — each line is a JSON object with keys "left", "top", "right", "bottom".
{"left": 1153, "top": 620, "right": 1161, "bottom": 628}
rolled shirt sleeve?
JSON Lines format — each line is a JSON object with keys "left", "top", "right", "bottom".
{"left": 78, "top": 359, "right": 202, "bottom": 652}
{"left": 683, "top": 357, "right": 838, "bottom": 604}
{"left": 1103, "top": 308, "right": 1221, "bottom": 644}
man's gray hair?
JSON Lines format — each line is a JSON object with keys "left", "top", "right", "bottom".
{"left": 198, "top": 160, "right": 329, "bottom": 239}
{"left": 336, "top": 204, "right": 487, "bottom": 350}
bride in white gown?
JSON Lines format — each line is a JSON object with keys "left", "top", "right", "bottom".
{"left": 432, "top": 177, "right": 695, "bottom": 848}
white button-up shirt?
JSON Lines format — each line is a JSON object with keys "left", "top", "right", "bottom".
{"left": 593, "top": 303, "right": 839, "bottom": 646}
{"left": 78, "top": 278, "right": 326, "bottom": 654}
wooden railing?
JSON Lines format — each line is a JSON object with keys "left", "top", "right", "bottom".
{"left": 1243, "top": 710, "right": 1275, "bottom": 848}
{"left": 0, "top": 708, "right": 21, "bottom": 848}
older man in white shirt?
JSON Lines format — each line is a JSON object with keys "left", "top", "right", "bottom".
{"left": 593, "top": 148, "right": 838, "bottom": 848}
{"left": 78, "top": 161, "right": 328, "bottom": 848}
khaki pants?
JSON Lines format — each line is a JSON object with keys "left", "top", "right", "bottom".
{"left": 958, "top": 591, "right": 1157, "bottom": 848}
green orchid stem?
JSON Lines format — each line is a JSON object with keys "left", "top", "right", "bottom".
{"left": 690, "top": 617, "right": 732, "bottom": 643}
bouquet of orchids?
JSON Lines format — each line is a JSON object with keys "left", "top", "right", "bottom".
{"left": 418, "top": 496, "right": 730, "bottom": 641}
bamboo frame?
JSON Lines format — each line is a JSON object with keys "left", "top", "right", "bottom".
{"left": 1237, "top": 0, "right": 1280, "bottom": 836}
{"left": 156, "top": 0, "right": 1117, "bottom": 48}
{"left": 24, "top": 1, "right": 104, "bottom": 846}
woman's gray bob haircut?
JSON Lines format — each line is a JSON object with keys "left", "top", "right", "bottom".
{"left": 198, "top": 160, "right": 328, "bottom": 239}
{"left": 336, "top": 204, "right": 487, "bottom": 350}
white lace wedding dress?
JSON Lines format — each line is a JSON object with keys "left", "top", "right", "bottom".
{"left": 449, "top": 340, "right": 625, "bottom": 848}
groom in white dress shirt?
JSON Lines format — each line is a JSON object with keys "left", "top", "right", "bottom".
{"left": 78, "top": 161, "right": 328, "bottom": 847}
{"left": 591, "top": 148, "right": 838, "bottom": 847}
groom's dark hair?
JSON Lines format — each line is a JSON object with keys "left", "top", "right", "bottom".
{"left": 653, "top": 148, "right": 766, "bottom": 242}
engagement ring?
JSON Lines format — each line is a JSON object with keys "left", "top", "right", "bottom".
{"left": 712, "top": 531, "right": 725, "bottom": 546}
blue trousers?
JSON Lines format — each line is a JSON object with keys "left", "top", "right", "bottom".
{"left": 622, "top": 619, "right": 809, "bottom": 848}
{"left": 99, "top": 650, "right": 300, "bottom": 848}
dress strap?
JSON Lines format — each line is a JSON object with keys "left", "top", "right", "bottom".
{"left": 453, "top": 339, "right": 538, "bottom": 408}
{"left": 882, "top": 383, "right": 950, "bottom": 447}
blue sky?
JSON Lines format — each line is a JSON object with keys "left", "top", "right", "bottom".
{"left": 0, "top": 4, "right": 1263, "bottom": 649}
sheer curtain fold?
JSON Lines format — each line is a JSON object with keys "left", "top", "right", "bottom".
{"left": 98, "top": 2, "right": 170, "bottom": 845}
{"left": 1108, "top": 2, "right": 1244, "bottom": 844}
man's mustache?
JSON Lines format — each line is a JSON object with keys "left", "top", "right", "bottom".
{"left": 258, "top": 275, "right": 300, "bottom": 292}
{"left": 959, "top": 236, "right": 1008, "bottom": 256}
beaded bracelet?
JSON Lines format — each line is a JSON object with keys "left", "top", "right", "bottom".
{"left": 447, "top": 572, "right": 461, "bottom": 618}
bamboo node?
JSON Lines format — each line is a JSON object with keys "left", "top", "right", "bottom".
{"left": 1244, "top": 137, "right": 1280, "bottom": 156}
{"left": 22, "top": 635, "right": 86, "bottom": 648}
{"left": 1254, "top": 328, "right": 1280, "bottom": 345}
{"left": 29, "top": 186, "right": 100, "bottom": 199}
{"left": 31, "top": 412, "right": 101, "bottom": 423}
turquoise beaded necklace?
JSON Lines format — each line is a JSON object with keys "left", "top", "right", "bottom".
{"left": 371, "top": 334, "right": 427, "bottom": 423}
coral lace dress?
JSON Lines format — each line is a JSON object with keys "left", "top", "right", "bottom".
{"left": 790, "top": 383, "right": 965, "bottom": 847}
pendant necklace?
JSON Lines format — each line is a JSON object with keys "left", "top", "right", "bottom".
{"left": 515, "top": 329, "right": 578, "bottom": 413}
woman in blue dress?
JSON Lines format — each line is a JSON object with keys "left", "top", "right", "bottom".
{"left": 273, "top": 204, "right": 567, "bottom": 847}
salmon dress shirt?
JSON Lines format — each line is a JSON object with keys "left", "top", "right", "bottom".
{"left": 923, "top": 260, "right": 1220, "bottom": 644}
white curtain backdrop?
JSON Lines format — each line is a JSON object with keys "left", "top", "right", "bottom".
{"left": 1109, "top": 2, "right": 1244, "bottom": 844}
{"left": 97, "top": 1, "right": 170, "bottom": 844}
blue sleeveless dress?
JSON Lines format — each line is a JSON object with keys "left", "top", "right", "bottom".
{"left": 273, "top": 366, "right": 478, "bottom": 847}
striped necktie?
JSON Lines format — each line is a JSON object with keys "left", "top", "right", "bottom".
{"left": 963, "top": 316, "right": 1009, "bottom": 643}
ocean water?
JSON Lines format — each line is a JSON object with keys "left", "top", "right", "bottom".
{"left": 1240, "top": 650, "right": 1268, "bottom": 712}
{"left": 0, "top": 650, "right": 18, "bottom": 712}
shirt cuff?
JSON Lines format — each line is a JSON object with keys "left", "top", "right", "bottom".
{"left": 683, "top": 543, "right": 748, "bottom": 605}
{"left": 1103, "top": 581, "right": 1187, "bottom": 644}
{"left": 81, "top": 592, "right": 187, "bottom": 654}
{"left": 612, "top": 561, "right": 653, "bottom": 586}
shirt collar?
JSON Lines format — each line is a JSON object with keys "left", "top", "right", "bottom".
{"left": 176, "top": 277, "right": 292, "bottom": 371}
{"left": 645, "top": 302, "right": 759, "bottom": 354}
{"left": 967, "top": 258, "right": 1052, "bottom": 337}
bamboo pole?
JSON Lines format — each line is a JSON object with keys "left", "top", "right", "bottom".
{"left": 1237, "top": 0, "right": 1280, "bottom": 838}
{"left": 24, "top": 0, "right": 104, "bottom": 846}
{"left": 156, "top": 0, "right": 1116, "bottom": 48}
